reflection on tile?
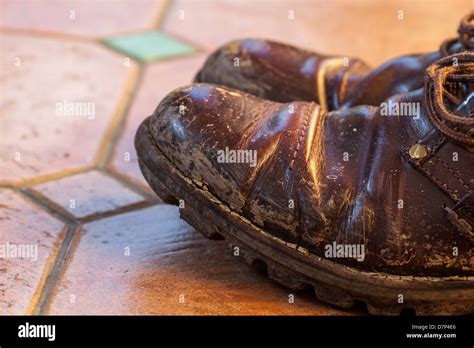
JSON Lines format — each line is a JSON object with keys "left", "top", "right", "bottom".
{"left": 47, "top": 205, "right": 349, "bottom": 315}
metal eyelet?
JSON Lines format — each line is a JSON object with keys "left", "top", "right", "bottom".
{"left": 408, "top": 144, "right": 428, "bottom": 160}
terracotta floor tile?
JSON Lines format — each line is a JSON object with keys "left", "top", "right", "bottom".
{"left": 0, "top": 33, "right": 139, "bottom": 186}
{"left": 109, "top": 54, "right": 207, "bottom": 190}
{"left": 28, "top": 170, "right": 147, "bottom": 220}
{"left": 46, "top": 205, "right": 354, "bottom": 315}
{"left": 162, "top": 0, "right": 470, "bottom": 66}
{"left": 0, "top": 0, "right": 167, "bottom": 38}
{"left": 0, "top": 189, "right": 66, "bottom": 314}
{"left": 104, "top": 31, "right": 196, "bottom": 63}
{"left": 3, "top": 0, "right": 468, "bottom": 317}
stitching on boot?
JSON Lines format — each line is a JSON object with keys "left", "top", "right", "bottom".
{"left": 415, "top": 163, "right": 459, "bottom": 201}
{"left": 289, "top": 106, "right": 311, "bottom": 170}
{"left": 401, "top": 148, "right": 460, "bottom": 201}
{"left": 431, "top": 153, "right": 471, "bottom": 191}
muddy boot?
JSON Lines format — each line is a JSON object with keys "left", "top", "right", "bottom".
{"left": 195, "top": 12, "right": 474, "bottom": 111}
{"left": 135, "top": 52, "right": 474, "bottom": 315}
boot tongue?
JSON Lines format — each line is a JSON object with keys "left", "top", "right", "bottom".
{"left": 424, "top": 51, "right": 474, "bottom": 148}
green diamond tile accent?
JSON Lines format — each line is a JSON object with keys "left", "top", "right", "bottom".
{"left": 104, "top": 32, "right": 196, "bottom": 62}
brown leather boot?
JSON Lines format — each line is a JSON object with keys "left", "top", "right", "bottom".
{"left": 195, "top": 12, "right": 474, "bottom": 111}
{"left": 135, "top": 52, "right": 474, "bottom": 315}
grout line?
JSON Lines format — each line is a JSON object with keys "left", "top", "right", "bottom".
{"left": 0, "top": 27, "right": 96, "bottom": 43}
{"left": 152, "top": 0, "right": 172, "bottom": 29}
{"left": 77, "top": 201, "right": 164, "bottom": 225}
{"left": 78, "top": 200, "right": 158, "bottom": 223}
{"left": 19, "top": 188, "right": 75, "bottom": 225}
{"left": 101, "top": 167, "right": 160, "bottom": 202}
{"left": 99, "top": 40, "right": 144, "bottom": 64}
{"left": 100, "top": 37, "right": 201, "bottom": 65}
{"left": 3, "top": 0, "right": 187, "bottom": 314}
{"left": 24, "top": 198, "right": 161, "bottom": 314}
{"left": 0, "top": 183, "right": 19, "bottom": 189}
{"left": 19, "top": 180, "right": 161, "bottom": 225}
{"left": 34, "top": 223, "right": 81, "bottom": 315}
{"left": 150, "top": 0, "right": 209, "bottom": 53}
{"left": 0, "top": 62, "right": 142, "bottom": 190}
{"left": 22, "top": 182, "right": 162, "bottom": 222}
{"left": 95, "top": 0, "right": 171, "bottom": 42}
{"left": 23, "top": 187, "right": 79, "bottom": 222}
{"left": 0, "top": 17, "right": 170, "bottom": 45}
{"left": 160, "top": 28, "right": 209, "bottom": 54}
{"left": 22, "top": 185, "right": 156, "bottom": 223}
{"left": 95, "top": 64, "right": 143, "bottom": 168}
{"left": 4, "top": 0, "right": 188, "bottom": 315}
{"left": 0, "top": 165, "right": 94, "bottom": 189}
{"left": 19, "top": 189, "right": 163, "bottom": 315}
{"left": 24, "top": 224, "right": 70, "bottom": 316}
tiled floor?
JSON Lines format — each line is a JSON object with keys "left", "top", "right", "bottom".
{"left": 0, "top": 0, "right": 471, "bottom": 315}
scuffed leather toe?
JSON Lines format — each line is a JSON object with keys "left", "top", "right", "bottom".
{"left": 149, "top": 83, "right": 319, "bottom": 243}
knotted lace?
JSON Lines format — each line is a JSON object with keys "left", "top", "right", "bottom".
{"left": 424, "top": 51, "right": 474, "bottom": 146}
